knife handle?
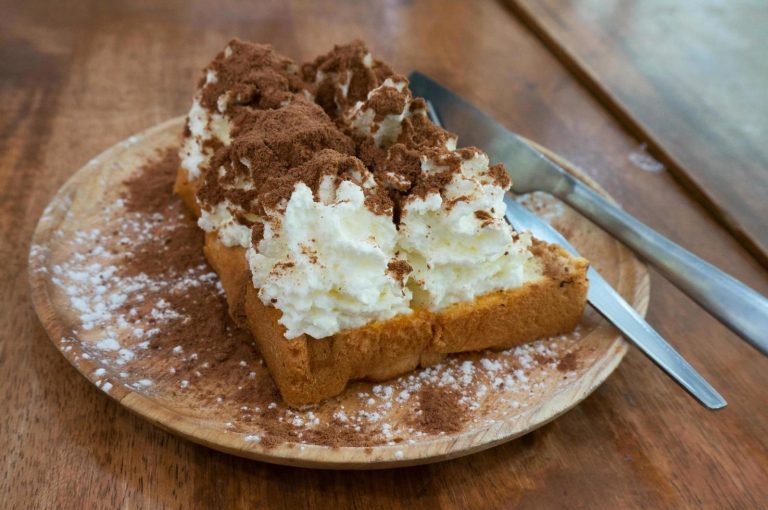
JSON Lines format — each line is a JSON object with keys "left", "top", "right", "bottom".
{"left": 552, "top": 175, "right": 768, "bottom": 356}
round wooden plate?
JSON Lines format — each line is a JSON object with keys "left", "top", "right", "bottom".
{"left": 28, "top": 117, "right": 648, "bottom": 469}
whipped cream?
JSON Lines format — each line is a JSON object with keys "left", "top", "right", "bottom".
{"left": 181, "top": 40, "right": 543, "bottom": 339}
{"left": 181, "top": 43, "right": 279, "bottom": 249}
{"left": 247, "top": 180, "right": 411, "bottom": 339}
{"left": 197, "top": 201, "right": 254, "bottom": 248}
{"left": 181, "top": 95, "right": 251, "bottom": 248}
{"left": 349, "top": 77, "right": 413, "bottom": 147}
{"left": 345, "top": 79, "right": 539, "bottom": 311}
{"left": 399, "top": 152, "right": 540, "bottom": 310}
{"left": 197, "top": 158, "right": 262, "bottom": 249}
{"left": 179, "top": 68, "right": 232, "bottom": 181}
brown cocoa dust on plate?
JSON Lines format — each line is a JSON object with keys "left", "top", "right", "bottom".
{"left": 37, "top": 147, "right": 586, "bottom": 451}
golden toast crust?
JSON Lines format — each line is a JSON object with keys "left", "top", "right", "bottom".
{"left": 176, "top": 169, "right": 589, "bottom": 406}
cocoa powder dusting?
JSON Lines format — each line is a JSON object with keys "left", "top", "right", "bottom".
{"left": 251, "top": 222, "right": 265, "bottom": 245}
{"left": 488, "top": 163, "right": 512, "bottom": 189}
{"left": 557, "top": 351, "right": 580, "bottom": 372}
{"left": 410, "top": 386, "right": 467, "bottom": 434}
{"left": 302, "top": 39, "right": 393, "bottom": 117}
{"left": 120, "top": 150, "right": 203, "bottom": 278}
{"left": 474, "top": 210, "right": 494, "bottom": 228}
{"left": 387, "top": 259, "right": 412, "bottom": 284}
{"left": 529, "top": 238, "right": 577, "bottom": 284}
{"left": 186, "top": 38, "right": 509, "bottom": 236}
{"left": 533, "top": 353, "right": 554, "bottom": 365}
{"left": 122, "top": 219, "right": 204, "bottom": 279}
{"left": 122, "top": 150, "right": 251, "bottom": 345}
{"left": 198, "top": 39, "right": 304, "bottom": 113}
{"left": 122, "top": 148, "right": 180, "bottom": 213}
{"left": 365, "top": 75, "right": 409, "bottom": 122}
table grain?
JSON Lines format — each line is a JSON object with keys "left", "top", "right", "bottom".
{"left": 507, "top": 0, "right": 768, "bottom": 267}
{"left": 2, "top": 0, "right": 767, "bottom": 508}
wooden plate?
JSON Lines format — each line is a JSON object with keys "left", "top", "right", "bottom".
{"left": 28, "top": 117, "right": 648, "bottom": 469}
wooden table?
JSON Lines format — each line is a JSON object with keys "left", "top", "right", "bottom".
{"left": 2, "top": 0, "right": 767, "bottom": 507}
{"left": 507, "top": 0, "right": 768, "bottom": 267}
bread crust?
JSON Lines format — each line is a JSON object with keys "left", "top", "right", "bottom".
{"left": 176, "top": 169, "right": 589, "bottom": 406}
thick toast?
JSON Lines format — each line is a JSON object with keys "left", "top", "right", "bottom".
{"left": 175, "top": 171, "right": 589, "bottom": 406}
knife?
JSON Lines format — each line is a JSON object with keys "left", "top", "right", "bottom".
{"left": 503, "top": 195, "right": 725, "bottom": 409}
{"left": 409, "top": 72, "right": 768, "bottom": 358}
{"left": 419, "top": 88, "right": 726, "bottom": 409}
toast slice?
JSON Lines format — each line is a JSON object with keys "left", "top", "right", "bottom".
{"left": 175, "top": 172, "right": 588, "bottom": 406}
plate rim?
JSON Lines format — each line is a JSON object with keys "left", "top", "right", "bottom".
{"left": 28, "top": 116, "right": 647, "bottom": 469}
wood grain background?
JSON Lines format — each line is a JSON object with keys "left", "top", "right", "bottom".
{"left": 2, "top": 0, "right": 767, "bottom": 507}
{"left": 506, "top": 0, "right": 768, "bottom": 267}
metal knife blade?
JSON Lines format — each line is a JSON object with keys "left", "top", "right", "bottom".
{"left": 409, "top": 71, "right": 564, "bottom": 195}
{"left": 503, "top": 196, "right": 726, "bottom": 409}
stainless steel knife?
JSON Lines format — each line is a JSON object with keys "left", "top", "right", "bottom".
{"left": 409, "top": 71, "right": 768, "bottom": 357}
{"left": 417, "top": 84, "right": 726, "bottom": 408}
{"left": 503, "top": 195, "right": 726, "bottom": 409}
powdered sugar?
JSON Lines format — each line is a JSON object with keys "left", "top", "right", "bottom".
{"left": 40, "top": 192, "right": 224, "bottom": 394}
{"left": 33, "top": 150, "right": 593, "bottom": 453}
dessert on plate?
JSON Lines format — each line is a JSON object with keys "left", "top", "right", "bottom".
{"left": 174, "top": 39, "right": 589, "bottom": 406}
